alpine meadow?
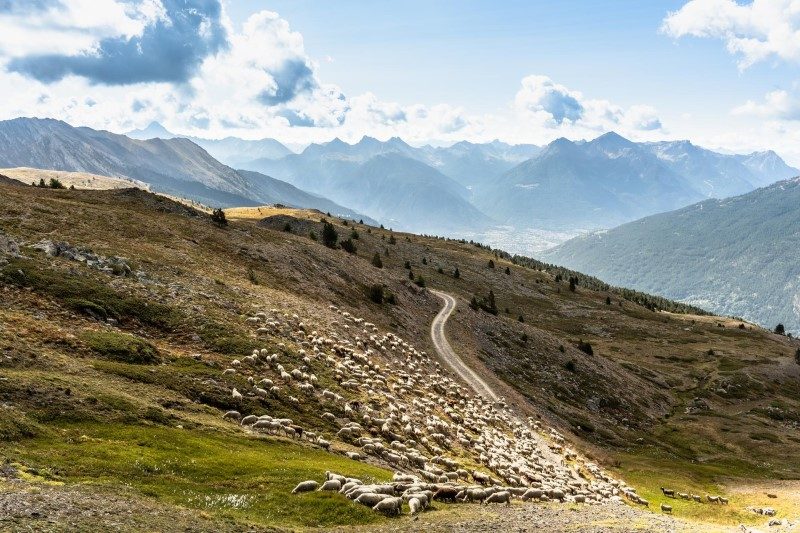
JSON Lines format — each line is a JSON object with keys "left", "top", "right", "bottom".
{"left": 1, "top": 2, "right": 799, "bottom": 532}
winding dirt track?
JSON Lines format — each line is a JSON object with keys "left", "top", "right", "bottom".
{"left": 430, "top": 290, "right": 499, "bottom": 402}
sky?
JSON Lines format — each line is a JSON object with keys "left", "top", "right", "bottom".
{"left": 2, "top": 1, "right": 800, "bottom": 162}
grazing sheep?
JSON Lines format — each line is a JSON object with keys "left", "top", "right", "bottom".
{"left": 661, "top": 503, "right": 672, "bottom": 514}
{"left": 240, "top": 415, "right": 258, "bottom": 426}
{"left": 355, "top": 493, "right": 389, "bottom": 507}
{"left": 719, "top": 497, "right": 728, "bottom": 505}
{"left": 707, "top": 495, "right": 719, "bottom": 503}
{"left": 319, "top": 479, "right": 342, "bottom": 491}
{"left": 521, "top": 488, "right": 543, "bottom": 502}
{"left": 661, "top": 487, "right": 675, "bottom": 498}
{"left": 222, "top": 410, "right": 241, "bottom": 421}
{"left": 691, "top": 494, "right": 702, "bottom": 503}
{"left": 408, "top": 497, "right": 422, "bottom": 515}
{"left": 372, "top": 496, "right": 402, "bottom": 516}
{"left": 484, "top": 491, "right": 512, "bottom": 506}
{"left": 231, "top": 388, "right": 243, "bottom": 400}
{"left": 292, "top": 480, "right": 318, "bottom": 494}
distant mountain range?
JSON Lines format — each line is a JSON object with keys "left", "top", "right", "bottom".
{"left": 127, "top": 121, "right": 294, "bottom": 168}
{"left": 0, "top": 118, "right": 373, "bottom": 223}
{"left": 2, "top": 117, "right": 797, "bottom": 237}
{"left": 543, "top": 178, "right": 800, "bottom": 333}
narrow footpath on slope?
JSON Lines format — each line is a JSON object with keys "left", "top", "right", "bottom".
{"left": 430, "top": 290, "right": 499, "bottom": 403}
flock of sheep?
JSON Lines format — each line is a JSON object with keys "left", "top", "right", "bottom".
{"left": 215, "top": 303, "right": 643, "bottom": 519}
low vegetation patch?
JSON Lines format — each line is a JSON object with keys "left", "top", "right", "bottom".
{"left": 81, "top": 331, "right": 160, "bottom": 364}
{"left": 1, "top": 424, "right": 391, "bottom": 528}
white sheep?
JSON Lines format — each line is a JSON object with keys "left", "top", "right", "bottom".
{"left": 372, "top": 496, "right": 402, "bottom": 515}
{"left": 319, "top": 479, "right": 342, "bottom": 491}
{"left": 292, "top": 480, "right": 318, "bottom": 494}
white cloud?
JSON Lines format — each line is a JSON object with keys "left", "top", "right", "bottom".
{"left": 513, "top": 75, "right": 664, "bottom": 135}
{"left": 733, "top": 88, "right": 800, "bottom": 120}
{"left": 662, "top": 0, "right": 800, "bottom": 68}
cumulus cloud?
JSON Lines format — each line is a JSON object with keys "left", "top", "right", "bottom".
{"left": 733, "top": 88, "right": 800, "bottom": 120}
{"left": 514, "top": 75, "right": 584, "bottom": 125}
{"left": 513, "top": 75, "right": 663, "bottom": 134}
{"left": 7, "top": 0, "right": 227, "bottom": 85}
{"left": 662, "top": 0, "right": 800, "bottom": 68}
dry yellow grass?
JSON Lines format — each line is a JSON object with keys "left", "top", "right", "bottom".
{"left": 224, "top": 205, "right": 322, "bottom": 221}
{"left": 1, "top": 167, "right": 149, "bottom": 190}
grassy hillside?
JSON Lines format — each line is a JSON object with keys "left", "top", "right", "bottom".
{"left": 1, "top": 183, "right": 799, "bottom": 529}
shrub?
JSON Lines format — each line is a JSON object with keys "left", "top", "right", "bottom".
{"left": 795, "top": 348, "right": 800, "bottom": 366}
{"left": 453, "top": 267, "right": 460, "bottom": 279}
{"left": 488, "top": 259, "right": 495, "bottom": 269}
{"left": 518, "top": 315, "right": 524, "bottom": 322}
{"left": 404, "top": 260, "right": 411, "bottom": 269}
{"left": 211, "top": 208, "right": 228, "bottom": 227}
{"left": 350, "top": 229, "right": 359, "bottom": 240}
{"left": 414, "top": 275, "right": 426, "bottom": 288}
{"left": 569, "top": 277, "right": 577, "bottom": 292}
{"left": 322, "top": 222, "right": 338, "bottom": 248}
{"left": 283, "top": 222, "right": 292, "bottom": 232}
{"left": 470, "top": 291, "right": 497, "bottom": 315}
{"left": 558, "top": 345, "right": 565, "bottom": 353}
{"left": 422, "top": 257, "right": 427, "bottom": 265}
{"left": 565, "top": 360, "right": 577, "bottom": 372}
{"left": 371, "top": 252, "right": 383, "bottom": 268}
{"left": 388, "top": 234, "right": 396, "bottom": 245}
{"left": 368, "top": 284, "right": 384, "bottom": 304}
{"left": 82, "top": 331, "right": 160, "bottom": 365}
{"left": 340, "top": 238, "right": 357, "bottom": 254}
{"left": 247, "top": 268, "right": 259, "bottom": 285}
{"left": 605, "top": 296, "right": 611, "bottom": 305}
{"left": 576, "top": 340, "right": 593, "bottom": 355}
{"left": 49, "top": 178, "right": 66, "bottom": 189}
{"left": 505, "top": 266, "right": 510, "bottom": 275}
{"left": 385, "top": 292, "right": 397, "bottom": 305}
{"left": 309, "top": 231, "right": 317, "bottom": 241}
{"left": 775, "top": 323, "right": 786, "bottom": 335}
{"left": 437, "top": 267, "right": 444, "bottom": 274}
{"left": 409, "top": 270, "right": 414, "bottom": 280}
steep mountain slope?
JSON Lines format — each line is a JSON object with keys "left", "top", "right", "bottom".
{"left": 0, "top": 117, "right": 256, "bottom": 206}
{"left": 245, "top": 139, "right": 492, "bottom": 233}
{"left": 644, "top": 140, "right": 761, "bottom": 198}
{"left": 0, "top": 118, "right": 370, "bottom": 219}
{"left": 474, "top": 133, "right": 703, "bottom": 229}
{"left": 2, "top": 183, "right": 799, "bottom": 530}
{"left": 236, "top": 169, "right": 377, "bottom": 224}
{"left": 544, "top": 177, "right": 800, "bottom": 333}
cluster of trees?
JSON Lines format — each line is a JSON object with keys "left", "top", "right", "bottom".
{"left": 33, "top": 177, "right": 68, "bottom": 189}
{"left": 470, "top": 290, "right": 498, "bottom": 315}
{"left": 512, "top": 255, "right": 709, "bottom": 315}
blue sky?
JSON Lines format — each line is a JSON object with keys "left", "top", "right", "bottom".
{"left": 1, "top": 1, "right": 799, "bottom": 162}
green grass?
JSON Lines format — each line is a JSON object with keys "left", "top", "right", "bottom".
{"left": 0, "top": 257, "right": 181, "bottom": 330}
{"left": 614, "top": 454, "right": 769, "bottom": 526}
{"left": 2, "top": 423, "right": 392, "bottom": 528}
{"left": 81, "top": 330, "right": 160, "bottom": 364}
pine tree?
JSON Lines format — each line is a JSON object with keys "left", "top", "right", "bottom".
{"left": 211, "top": 208, "right": 228, "bottom": 227}
{"left": 453, "top": 267, "right": 460, "bottom": 279}
{"left": 775, "top": 323, "right": 786, "bottom": 335}
{"left": 322, "top": 222, "right": 338, "bottom": 248}
{"left": 371, "top": 252, "right": 383, "bottom": 268}
{"left": 488, "top": 259, "right": 495, "bottom": 269}
{"left": 505, "top": 266, "right": 510, "bottom": 275}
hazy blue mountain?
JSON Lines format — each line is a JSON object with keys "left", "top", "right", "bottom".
{"left": 243, "top": 137, "right": 493, "bottom": 233}
{"left": 736, "top": 150, "right": 799, "bottom": 187}
{"left": 420, "top": 140, "right": 540, "bottom": 190}
{"left": 643, "top": 140, "right": 799, "bottom": 198}
{"left": 236, "top": 169, "right": 377, "bottom": 224}
{"left": 473, "top": 133, "right": 704, "bottom": 229}
{"left": 127, "top": 121, "right": 293, "bottom": 168}
{"left": 543, "top": 178, "right": 800, "bottom": 333}
{"left": 644, "top": 140, "right": 759, "bottom": 198}
{"left": 0, "top": 118, "right": 370, "bottom": 219}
